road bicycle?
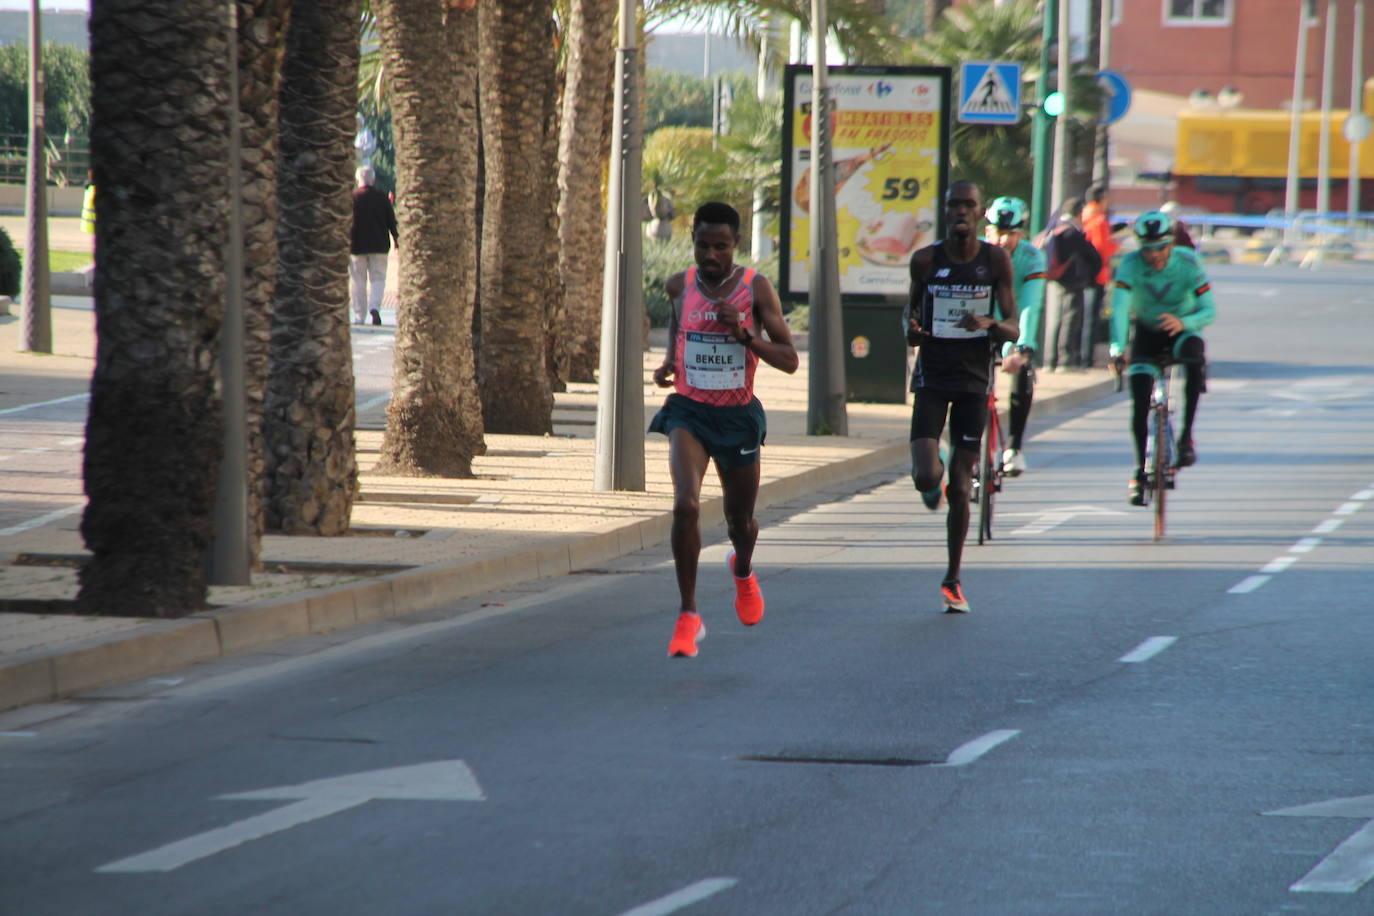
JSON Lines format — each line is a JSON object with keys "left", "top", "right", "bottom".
{"left": 1113, "top": 357, "right": 1179, "bottom": 541}
{"left": 971, "top": 360, "right": 1008, "bottom": 545}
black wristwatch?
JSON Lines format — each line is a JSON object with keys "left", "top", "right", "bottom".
{"left": 736, "top": 328, "right": 755, "bottom": 345}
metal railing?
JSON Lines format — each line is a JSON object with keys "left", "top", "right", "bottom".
{"left": 0, "top": 133, "right": 91, "bottom": 187}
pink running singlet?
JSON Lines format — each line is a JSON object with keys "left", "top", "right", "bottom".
{"left": 672, "top": 266, "right": 759, "bottom": 408}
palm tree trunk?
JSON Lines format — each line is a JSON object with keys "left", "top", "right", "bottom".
{"left": 237, "top": 0, "right": 291, "bottom": 567}
{"left": 79, "top": 1, "right": 232, "bottom": 616}
{"left": 478, "top": 0, "right": 557, "bottom": 434}
{"left": 264, "top": 0, "right": 361, "bottom": 535}
{"left": 555, "top": 0, "right": 616, "bottom": 384}
{"left": 371, "top": 0, "right": 485, "bottom": 476}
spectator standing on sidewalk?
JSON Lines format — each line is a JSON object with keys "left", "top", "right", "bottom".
{"left": 1040, "top": 196, "right": 1101, "bottom": 370}
{"left": 650, "top": 201, "right": 799, "bottom": 659}
{"left": 1160, "top": 201, "right": 1196, "bottom": 249}
{"left": 350, "top": 165, "right": 398, "bottom": 326}
{"left": 81, "top": 170, "right": 96, "bottom": 235}
{"left": 1082, "top": 185, "right": 1123, "bottom": 366}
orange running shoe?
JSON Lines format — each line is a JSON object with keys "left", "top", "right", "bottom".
{"left": 668, "top": 612, "right": 705, "bottom": 657}
{"left": 940, "top": 580, "right": 971, "bottom": 613}
{"left": 727, "top": 551, "right": 765, "bottom": 626}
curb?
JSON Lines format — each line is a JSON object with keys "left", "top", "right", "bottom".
{"left": 0, "top": 378, "right": 1117, "bottom": 712}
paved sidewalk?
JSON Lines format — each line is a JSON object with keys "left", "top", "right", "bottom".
{"left": 0, "top": 300, "right": 1115, "bottom": 712}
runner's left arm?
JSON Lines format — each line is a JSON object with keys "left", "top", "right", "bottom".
{"left": 959, "top": 243, "right": 1018, "bottom": 343}
{"left": 743, "top": 273, "right": 800, "bottom": 374}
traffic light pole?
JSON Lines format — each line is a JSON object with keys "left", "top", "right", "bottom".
{"left": 1030, "top": 0, "right": 1056, "bottom": 234}
{"left": 805, "top": 0, "right": 847, "bottom": 437}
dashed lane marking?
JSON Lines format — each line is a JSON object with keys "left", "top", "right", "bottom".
{"left": 1119, "top": 636, "right": 1177, "bottom": 663}
{"left": 617, "top": 878, "right": 739, "bottom": 916}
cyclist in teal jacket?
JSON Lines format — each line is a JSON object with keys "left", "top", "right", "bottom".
{"left": 1109, "top": 210, "right": 1216, "bottom": 505}
{"left": 986, "top": 196, "right": 1046, "bottom": 476}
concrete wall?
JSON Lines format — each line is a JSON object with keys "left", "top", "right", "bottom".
{"left": 0, "top": 185, "right": 85, "bottom": 218}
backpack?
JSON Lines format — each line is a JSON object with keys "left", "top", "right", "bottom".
{"left": 1040, "top": 224, "right": 1103, "bottom": 293}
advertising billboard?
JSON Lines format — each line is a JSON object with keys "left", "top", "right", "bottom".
{"left": 779, "top": 65, "right": 952, "bottom": 301}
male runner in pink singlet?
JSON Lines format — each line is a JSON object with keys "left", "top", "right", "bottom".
{"left": 650, "top": 202, "right": 799, "bottom": 658}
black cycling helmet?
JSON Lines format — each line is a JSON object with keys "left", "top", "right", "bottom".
{"left": 1134, "top": 210, "right": 1174, "bottom": 249}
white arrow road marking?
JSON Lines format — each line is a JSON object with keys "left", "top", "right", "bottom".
{"left": 936, "top": 729, "right": 1020, "bottom": 767}
{"left": 618, "top": 878, "right": 739, "bottom": 916}
{"left": 97, "top": 760, "right": 484, "bottom": 874}
{"left": 1265, "top": 794, "right": 1374, "bottom": 893}
{"left": 1003, "top": 505, "right": 1128, "bottom": 537}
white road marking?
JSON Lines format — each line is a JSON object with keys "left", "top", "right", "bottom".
{"left": 1, "top": 731, "right": 37, "bottom": 738}
{"left": 937, "top": 729, "right": 1020, "bottom": 767}
{"left": 0, "top": 393, "right": 89, "bottom": 416}
{"left": 1265, "top": 794, "right": 1374, "bottom": 893}
{"left": 1351, "top": 489, "right": 1374, "bottom": 501}
{"left": 1334, "top": 502, "right": 1362, "bottom": 516}
{"left": 1312, "top": 518, "right": 1345, "bottom": 534}
{"left": 97, "top": 760, "right": 485, "bottom": 873}
{"left": 1119, "top": 636, "right": 1177, "bottom": 663}
{"left": 617, "top": 878, "right": 739, "bottom": 916}
{"left": 1260, "top": 556, "right": 1298, "bottom": 574}
{"left": 1228, "top": 575, "right": 1271, "bottom": 594}
{"left": 357, "top": 393, "right": 391, "bottom": 411}
{"left": 1007, "top": 505, "right": 1126, "bottom": 536}
{"left": 59, "top": 437, "right": 83, "bottom": 446}
{"left": 0, "top": 503, "right": 84, "bottom": 537}
{"left": 1289, "top": 538, "right": 1321, "bottom": 554}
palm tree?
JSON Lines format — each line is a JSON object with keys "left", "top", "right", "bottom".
{"left": 554, "top": 0, "right": 617, "bottom": 384}
{"left": 477, "top": 0, "right": 558, "bottom": 433}
{"left": 909, "top": 0, "right": 1042, "bottom": 201}
{"left": 911, "top": 0, "right": 1102, "bottom": 204}
{"left": 237, "top": 0, "right": 291, "bottom": 567}
{"left": 79, "top": 1, "right": 233, "bottom": 616}
{"left": 263, "top": 0, "right": 361, "bottom": 535}
{"left": 644, "top": 0, "right": 906, "bottom": 65}
{"left": 370, "top": 0, "right": 485, "bottom": 476}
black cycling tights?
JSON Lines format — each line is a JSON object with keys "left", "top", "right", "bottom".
{"left": 1130, "top": 336, "right": 1205, "bottom": 472}
{"left": 1007, "top": 362, "right": 1034, "bottom": 451}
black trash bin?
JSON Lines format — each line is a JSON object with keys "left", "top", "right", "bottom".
{"left": 841, "top": 300, "right": 908, "bottom": 403}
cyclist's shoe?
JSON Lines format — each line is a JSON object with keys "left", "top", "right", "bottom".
{"left": 1175, "top": 437, "right": 1196, "bottom": 468}
{"left": 1002, "top": 448, "right": 1026, "bottom": 476}
{"left": 726, "top": 552, "right": 765, "bottom": 626}
{"left": 668, "top": 612, "right": 705, "bottom": 658}
{"left": 1128, "top": 477, "right": 1145, "bottom": 507}
{"left": 940, "top": 580, "right": 971, "bottom": 613}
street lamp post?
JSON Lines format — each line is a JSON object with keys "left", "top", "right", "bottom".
{"left": 806, "top": 0, "right": 847, "bottom": 437}
{"left": 22, "top": 0, "right": 50, "bottom": 354}
{"left": 594, "top": 0, "right": 646, "bottom": 491}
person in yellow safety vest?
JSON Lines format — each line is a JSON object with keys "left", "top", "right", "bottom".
{"left": 81, "top": 171, "right": 95, "bottom": 234}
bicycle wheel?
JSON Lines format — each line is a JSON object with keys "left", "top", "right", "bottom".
{"left": 1151, "top": 403, "right": 1168, "bottom": 541}
{"left": 978, "top": 414, "right": 996, "bottom": 545}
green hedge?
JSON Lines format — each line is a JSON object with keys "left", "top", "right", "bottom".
{"left": 0, "top": 227, "right": 20, "bottom": 297}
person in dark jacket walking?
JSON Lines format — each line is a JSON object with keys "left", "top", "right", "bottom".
{"left": 350, "top": 165, "right": 398, "bottom": 326}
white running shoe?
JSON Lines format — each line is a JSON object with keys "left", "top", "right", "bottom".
{"left": 1002, "top": 448, "right": 1027, "bottom": 476}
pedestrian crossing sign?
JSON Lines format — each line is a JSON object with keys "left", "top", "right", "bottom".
{"left": 958, "top": 61, "right": 1022, "bottom": 125}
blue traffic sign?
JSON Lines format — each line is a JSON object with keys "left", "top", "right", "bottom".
{"left": 1098, "top": 69, "right": 1132, "bottom": 125}
{"left": 958, "top": 61, "right": 1022, "bottom": 126}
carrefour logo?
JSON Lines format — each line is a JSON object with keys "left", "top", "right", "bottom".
{"left": 869, "top": 80, "right": 893, "bottom": 97}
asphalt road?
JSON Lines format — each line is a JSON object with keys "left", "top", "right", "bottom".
{"left": 1, "top": 263, "right": 1372, "bottom": 914}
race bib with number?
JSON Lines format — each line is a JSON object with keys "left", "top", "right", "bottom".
{"left": 929, "top": 288, "right": 992, "bottom": 339}
{"left": 684, "top": 331, "right": 746, "bottom": 390}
